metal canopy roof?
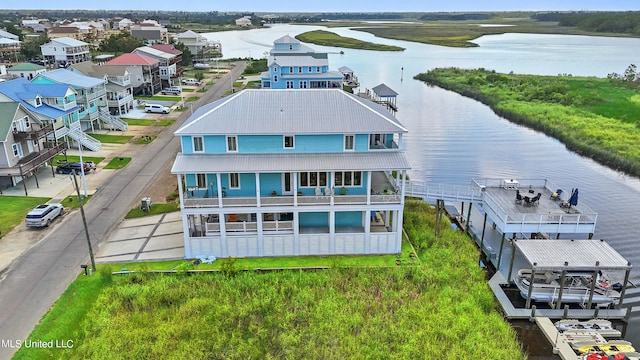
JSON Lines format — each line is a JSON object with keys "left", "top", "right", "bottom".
{"left": 514, "top": 239, "right": 631, "bottom": 271}
{"left": 172, "top": 151, "right": 411, "bottom": 174}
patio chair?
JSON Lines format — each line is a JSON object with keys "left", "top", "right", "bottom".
{"left": 532, "top": 192, "right": 542, "bottom": 206}
{"left": 515, "top": 190, "right": 523, "bottom": 204}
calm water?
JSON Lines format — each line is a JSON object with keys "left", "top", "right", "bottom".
{"left": 204, "top": 25, "right": 640, "bottom": 342}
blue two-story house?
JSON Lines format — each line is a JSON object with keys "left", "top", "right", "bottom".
{"left": 172, "top": 89, "right": 410, "bottom": 259}
{"left": 261, "top": 35, "right": 343, "bottom": 90}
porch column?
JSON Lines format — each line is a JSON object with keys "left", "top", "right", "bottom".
{"left": 364, "top": 210, "right": 371, "bottom": 253}
{"left": 293, "top": 172, "right": 298, "bottom": 206}
{"left": 384, "top": 210, "right": 390, "bottom": 227}
{"left": 400, "top": 170, "right": 406, "bottom": 205}
{"left": 395, "top": 209, "right": 403, "bottom": 252}
{"left": 329, "top": 211, "right": 335, "bottom": 254}
{"left": 219, "top": 214, "right": 228, "bottom": 258}
{"left": 182, "top": 214, "right": 192, "bottom": 258}
{"left": 255, "top": 173, "right": 261, "bottom": 207}
{"left": 257, "top": 211, "right": 264, "bottom": 256}
{"left": 293, "top": 211, "right": 300, "bottom": 255}
{"left": 216, "top": 173, "right": 223, "bottom": 208}
{"left": 177, "top": 174, "right": 185, "bottom": 209}
{"left": 329, "top": 172, "right": 334, "bottom": 206}
{"left": 366, "top": 171, "right": 371, "bottom": 205}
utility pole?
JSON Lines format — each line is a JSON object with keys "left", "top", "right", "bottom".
{"left": 72, "top": 171, "right": 96, "bottom": 271}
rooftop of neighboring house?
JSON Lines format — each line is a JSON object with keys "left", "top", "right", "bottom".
{"left": 43, "top": 37, "right": 88, "bottom": 47}
{"left": 175, "top": 89, "right": 408, "bottom": 136}
{"left": 151, "top": 44, "right": 182, "bottom": 55}
{"left": 35, "top": 68, "right": 105, "bottom": 88}
{"left": 70, "top": 62, "right": 128, "bottom": 78}
{"left": 105, "top": 53, "right": 159, "bottom": 66}
{"left": 48, "top": 26, "right": 81, "bottom": 34}
{"left": 0, "top": 78, "right": 78, "bottom": 120}
{"left": 0, "top": 102, "right": 21, "bottom": 141}
{"left": 7, "top": 63, "right": 45, "bottom": 72}
{"left": 133, "top": 46, "right": 176, "bottom": 60}
{"left": 0, "top": 29, "right": 19, "bottom": 40}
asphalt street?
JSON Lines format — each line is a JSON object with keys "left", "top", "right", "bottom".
{"left": 0, "top": 62, "right": 247, "bottom": 360}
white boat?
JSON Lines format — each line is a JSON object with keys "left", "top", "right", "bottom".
{"left": 513, "top": 269, "right": 621, "bottom": 307}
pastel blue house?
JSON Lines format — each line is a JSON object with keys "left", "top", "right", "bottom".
{"left": 172, "top": 89, "right": 410, "bottom": 259}
{"left": 261, "top": 35, "right": 343, "bottom": 90}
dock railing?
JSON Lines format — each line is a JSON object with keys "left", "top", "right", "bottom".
{"left": 406, "top": 180, "right": 484, "bottom": 203}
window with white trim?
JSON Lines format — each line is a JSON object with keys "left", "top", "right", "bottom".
{"left": 196, "top": 174, "right": 207, "bottom": 188}
{"left": 226, "top": 136, "right": 237, "bottom": 152}
{"left": 298, "top": 67, "right": 302, "bottom": 73}
{"left": 300, "top": 81, "right": 308, "bottom": 89}
{"left": 344, "top": 135, "right": 354, "bottom": 151}
{"left": 229, "top": 173, "right": 240, "bottom": 189}
{"left": 286, "top": 81, "right": 294, "bottom": 89}
{"left": 334, "top": 171, "right": 362, "bottom": 187}
{"left": 274, "top": 75, "right": 278, "bottom": 82}
{"left": 193, "top": 136, "right": 204, "bottom": 152}
{"left": 308, "top": 67, "right": 312, "bottom": 72}
{"left": 299, "top": 172, "right": 327, "bottom": 187}
{"left": 316, "top": 67, "right": 320, "bottom": 72}
{"left": 12, "top": 143, "right": 23, "bottom": 158}
{"left": 273, "top": 66, "right": 278, "bottom": 72}
{"left": 284, "top": 135, "right": 294, "bottom": 149}
{"left": 289, "top": 67, "right": 293, "bottom": 73}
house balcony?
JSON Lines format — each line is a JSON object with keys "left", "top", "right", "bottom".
{"left": 2, "top": 142, "right": 67, "bottom": 176}
{"left": 107, "top": 94, "right": 133, "bottom": 108}
{"left": 12, "top": 124, "right": 55, "bottom": 142}
{"left": 76, "top": 88, "right": 106, "bottom": 103}
{"left": 182, "top": 193, "right": 402, "bottom": 209}
{"left": 369, "top": 140, "right": 399, "bottom": 150}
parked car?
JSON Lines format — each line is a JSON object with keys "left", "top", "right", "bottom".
{"left": 56, "top": 162, "right": 93, "bottom": 175}
{"left": 144, "top": 104, "right": 170, "bottom": 114}
{"left": 161, "top": 86, "right": 182, "bottom": 95}
{"left": 25, "top": 203, "right": 64, "bottom": 228}
{"left": 181, "top": 78, "right": 202, "bottom": 86}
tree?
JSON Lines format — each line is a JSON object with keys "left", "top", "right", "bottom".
{"left": 98, "top": 31, "right": 145, "bottom": 54}
{"left": 623, "top": 64, "right": 638, "bottom": 82}
{"left": 194, "top": 71, "right": 204, "bottom": 82}
{"left": 20, "top": 34, "right": 49, "bottom": 61}
{"left": 3, "top": 24, "right": 23, "bottom": 41}
{"left": 172, "top": 41, "right": 192, "bottom": 65}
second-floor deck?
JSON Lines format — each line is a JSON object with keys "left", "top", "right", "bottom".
{"left": 183, "top": 193, "right": 402, "bottom": 209}
{"left": 12, "top": 124, "right": 56, "bottom": 142}
{"left": 1, "top": 142, "right": 67, "bottom": 176}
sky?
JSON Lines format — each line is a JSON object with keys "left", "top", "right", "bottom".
{"left": 6, "top": 0, "right": 640, "bottom": 12}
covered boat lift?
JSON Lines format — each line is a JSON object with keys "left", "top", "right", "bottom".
{"left": 509, "top": 239, "right": 632, "bottom": 310}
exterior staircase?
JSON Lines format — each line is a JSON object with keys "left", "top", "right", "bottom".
{"left": 67, "top": 127, "right": 102, "bottom": 152}
{"left": 99, "top": 107, "right": 129, "bottom": 131}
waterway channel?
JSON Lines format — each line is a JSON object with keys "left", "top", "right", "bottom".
{"left": 203, "top": 24, "right": 640, "bottom": 344}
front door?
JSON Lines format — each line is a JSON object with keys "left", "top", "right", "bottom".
{"left": 282, "top": 173, "right": 294, "bottom": 195}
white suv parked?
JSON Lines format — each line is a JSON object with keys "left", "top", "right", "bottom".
{"left": 144, "top": 104, "right": 170, "bottom": 114}
{"left": 25, "top": 204, "right": 64, "bottom": 228}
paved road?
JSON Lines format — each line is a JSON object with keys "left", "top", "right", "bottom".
{"left": 0, "top": 62, "right": 247, "bottom": 360}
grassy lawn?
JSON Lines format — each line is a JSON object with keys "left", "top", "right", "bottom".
{"left": 14, "top": 200, "right": 526, "bottom": 359}
{"left": 156, "top": 119, "right": 175, "bottom": 126}
{"left": 134, "top": 135, "right": 156, "bottom": 144}
{"left": 181, "top": 88, "right": 195, "bottom": 92}
{"left": 136, "top": 95, "right": 181, "bottom": 102}
{"left": 62, "top": 194, "right": 91, "bottom": 208}
{"left": 296, "top": 30, "right": 405, "bottom": 51}
{"left": 53, "top": 155, "right": 105, "bottom": 165}
{"left": 122, "top": 118, "right": 155, "bottom": 126}
{"left": 124, "top": 202, "right": 180, "bottom": 219}
{"left": 415, "top": 68, "right": 640, "bottom": 176}
{"left": 104, "top": 157, "right": 131, "bottom": 170}
{"left": 0, "top": 196, "right": 51, "bottom": 237}
{"left": 88, "top": 134, "right": 134, "bottom": 144}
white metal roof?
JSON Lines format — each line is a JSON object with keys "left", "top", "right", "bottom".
{"left": 175, "top": 89, "right": 407, "bottom": 136}
{"left": 172, "top": 151, "right": 411, "bottom": 174}
{"left": 515, "top": 239, "right": 631, "bottom": 271}
{"left": 50, "top": 37, "right": 88, "bottom": 47}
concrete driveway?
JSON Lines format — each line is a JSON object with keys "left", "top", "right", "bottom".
{"left": 95, "top": 211, "right": 184, "bottom": 263}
